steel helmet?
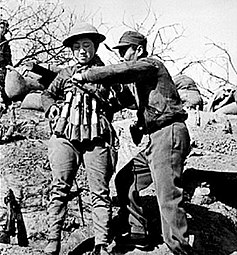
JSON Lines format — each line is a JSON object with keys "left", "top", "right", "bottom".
{"left": 63, "top": 22, "right": 106, "bottom": 47}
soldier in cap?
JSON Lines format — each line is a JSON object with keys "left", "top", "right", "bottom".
{"left": 72, "top": 31, "right": 194, "bottom": 255}
{"left": 42, "top": 23, "right": 135, "bottom": 255}
{"left": 0, "top": 18, "right": 12, "bottom": 115}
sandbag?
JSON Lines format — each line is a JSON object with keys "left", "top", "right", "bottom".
{"left": 178, "top": 89, "right": 203, "bottom": 109}
{"left": 173, "top": 74, "right": 203, "bottom": 110}
{"left": 5, "top": 67, "right": 27, "bottom": 101}
{"left": 21, "top": 91, "right": 44, "bottom": 111}
{"left": 5, "top": 67, "right": 44, "bottom": 102}
{"left": 206, "top": 88, "right": 235, "bottom": 112}
{"left": 173, "top": 74, "right": 198, "bottom": 91}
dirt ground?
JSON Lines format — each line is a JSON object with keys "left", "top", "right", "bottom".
{"left": 1, "top": 108, "right": 237, "bottom": 255}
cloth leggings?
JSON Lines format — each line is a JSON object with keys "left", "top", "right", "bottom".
{"left": 47, "top": 135, "right": 114, "bottom": 245}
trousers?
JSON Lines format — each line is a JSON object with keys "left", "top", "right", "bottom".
{"left": 115, "top": 122, "right": 191, "bottom": 254}
{"left": 47, "top": 135, "right": 114, "bottom": 245}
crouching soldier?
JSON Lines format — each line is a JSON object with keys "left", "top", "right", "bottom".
{"left": 42, "top": 23, "right": 136, "bottom": 255}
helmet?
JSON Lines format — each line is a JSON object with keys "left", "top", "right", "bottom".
{"left": 63, "top": 22, "right": 106, "bottom": 47}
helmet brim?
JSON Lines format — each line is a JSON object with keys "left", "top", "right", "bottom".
{"left": 63, "top": 32, "right": 106, "bottom": 47}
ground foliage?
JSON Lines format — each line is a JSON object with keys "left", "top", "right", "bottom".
{"left": 1, "top": 108, "right": 237, "bottom": 255}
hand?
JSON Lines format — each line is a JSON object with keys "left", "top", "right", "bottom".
{"left": 24, "top": 61, "right": 35, "bottom": 71}
{"left": 71, "top": 73, "right": 83, "bottom": 83}
{"left": 48, "top": 105, "right": 60, "bottom": 120}
{"left": 6, "top": 65, "right": 14, "bottom": 71}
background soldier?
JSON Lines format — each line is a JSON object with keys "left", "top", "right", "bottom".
{"left": 0, "top": 18, "right": 12, "bottom": 116}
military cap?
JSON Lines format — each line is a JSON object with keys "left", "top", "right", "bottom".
{"left": 113, "top": 31, "right": 147, "bottom": 49}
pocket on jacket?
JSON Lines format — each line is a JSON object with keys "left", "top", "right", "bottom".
{"left": 143, "top": 106, "right": 163, "bottom": 133}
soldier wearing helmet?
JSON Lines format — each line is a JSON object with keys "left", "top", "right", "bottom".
{"left": 0, "top": 18, "right": 12, "bottom": 115}
{"left": 42, "top": 23, "right": 135, "bottom": 255}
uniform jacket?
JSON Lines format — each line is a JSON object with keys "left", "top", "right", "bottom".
{"left": 81, "top": 56, "right": 188, "bottom": 133}
{"left": 41, "top": 55, "right": 135, "bottom": 146}
{"left": 0, "top": 36, "right": 12, "bottom": 67}
{"left": 0, "top": 36, "right": 12, "bottom": 85}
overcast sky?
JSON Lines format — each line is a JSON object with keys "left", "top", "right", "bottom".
{"left": 62, "top": 0, "right": 237, "bottom": 85}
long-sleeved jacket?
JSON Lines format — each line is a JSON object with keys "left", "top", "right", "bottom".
{"left": 0, "top": 36, "right": 12, "bottom": 67}
{"left": 0, "top": 36, "right": 12, "bottom": 86}
{"left": 80, "top": 56, "right": 188, "bottom": 134}
{"left": 41, "top": 55, "right": 135, "bottom": 146}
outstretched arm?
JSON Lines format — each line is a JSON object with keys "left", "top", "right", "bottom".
{"left": 72, "top": 59, "right": 158, "bottom": 85}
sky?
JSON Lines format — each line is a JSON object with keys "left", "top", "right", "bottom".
{"left": 2, "top": 0, "right": 237, "bottom": 89}
{"left": 61, "top": 0, "right": 237, "bottom": 88}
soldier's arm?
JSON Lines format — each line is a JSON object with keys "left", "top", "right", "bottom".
{"left": 3, "top": 42, "right": 12, "bottom": 66}
{"left": 74, "top": 59, "right": 158, "bottom": 85}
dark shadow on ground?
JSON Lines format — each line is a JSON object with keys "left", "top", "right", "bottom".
{"left": 183, "top": 168, "right": 237, "bottom": 208}
{"left": 184, "top": 203, "right": 237, "bottom": 255}
{"left": 67, "top": 237, "right": 94, "bottom": 255}
{"left": 110, "top": 199, "right": 237, "bottom": 255}
{"left": 0, "top": 134, "right": 26, "bottom": 144}
{"left": 69, "top": 169, "right": 237, "bottom": 255}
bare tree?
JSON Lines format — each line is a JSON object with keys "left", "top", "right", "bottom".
{"left": 120, "top": 2, "right": 185, "bottom": 63}
{"left": 101, "top": 0, "right": 186, "bottom": 65}
{"left": 119, "top": 1, "right": 237, "bottom": 99}
{"left": 1, "top": 0, "right": 234, "bottom": 99}
{"left": 0, "top": 0, "right": 77, "bottom": 67}
{"left": 202, "top": 40, "right": 237, "bottom": 87}
{"left": 175, "top": 39, "right": 237, "bottom": 101}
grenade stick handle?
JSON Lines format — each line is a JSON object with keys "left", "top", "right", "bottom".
{"left": 54, "top": 91, "right": 74, "bottom": 136}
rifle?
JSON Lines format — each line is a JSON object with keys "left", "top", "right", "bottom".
{"left": 4, "top": 189, "right": 28, "bottom": 247}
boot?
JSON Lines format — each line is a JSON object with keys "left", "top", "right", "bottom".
{"left": 44, "top": 239, "right": 61, "bottom": 255}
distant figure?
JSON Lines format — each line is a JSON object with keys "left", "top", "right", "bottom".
{"left": 0, "top": 18, "right": 12, "bottom": 115}
{"left": 206, "top": 86, "right": 237, "bottom": 115}
{"left": 173, "top": 74, "right": 203, "bottom": 111}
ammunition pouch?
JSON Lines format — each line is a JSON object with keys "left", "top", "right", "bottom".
{"left": 54, "top": 117, "right": 68, "bottom": 137}
{"left": 143, "top": 106, "right": 188, "bottom": 134}
{"left": 53, "top": 91, "right": 74, "bottom": 137}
